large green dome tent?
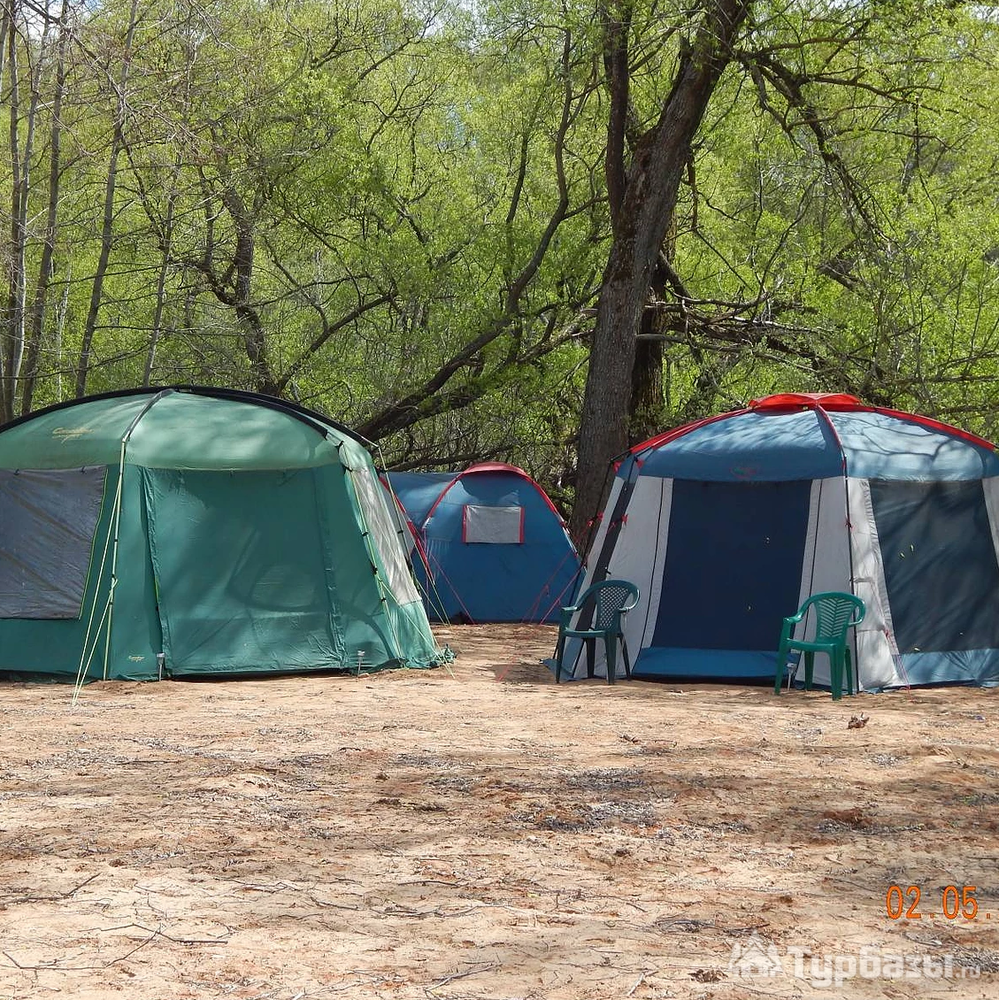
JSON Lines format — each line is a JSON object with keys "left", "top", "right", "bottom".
{"left": 0, "top": 386, "right": 443, "bottom": 682}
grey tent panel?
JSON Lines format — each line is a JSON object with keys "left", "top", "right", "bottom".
{"left": 0, "top": 467, "right": 107, "bottom": 619}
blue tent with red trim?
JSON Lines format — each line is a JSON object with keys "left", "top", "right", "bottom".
{"left": 385, "top": 463, "right": 580, "bottom": 623}
{"left": 564, "top": 393, "right": 999, "bottom": 689}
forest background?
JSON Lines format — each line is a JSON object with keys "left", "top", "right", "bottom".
{"left": 2, "top": 0, "right": 999, "bottom": 537}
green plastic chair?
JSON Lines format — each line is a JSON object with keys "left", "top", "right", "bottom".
{"left": 553, "top": 579, "right": 640, "bottom": 685}
{"left": 774, "top": 592, "right": 866, "bottom": 700}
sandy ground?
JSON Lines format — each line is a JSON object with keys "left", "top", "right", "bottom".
{"left": 1, "top": 624, "right": 998, "bottom": 1000}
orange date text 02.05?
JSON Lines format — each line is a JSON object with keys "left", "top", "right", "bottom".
{"left": 886, "top": 884, "right": 979, "bottom": 920}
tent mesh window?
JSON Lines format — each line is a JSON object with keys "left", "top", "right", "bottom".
{"left": 462, "top": 504, "right": 524, "bottom": 544}
{"left": 870, "top": 479, "right": 999, "bottom": 653}
{"left": 348, "top": 465, "right": 422, "bottom": 606}
{"left": 0, "top": 467, "right": 107, "bottom": 619}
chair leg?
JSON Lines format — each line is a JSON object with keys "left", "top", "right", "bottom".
{"left": 605, "top": 634, "right": 617, "bottom": 685}
{"left": 554, "top": 633, "right": 565, "bottom": 684}
{"left": 621, "top": 634, "right": 632, "bottom": 679}
{"left": 830, "top": 649, "right": 843, "bottom": 701}
{"left": 804, "top": 651, "right": 815, "bottom": 690}
{"left": 775, "top": 641, "right": 789, "bottom": 695}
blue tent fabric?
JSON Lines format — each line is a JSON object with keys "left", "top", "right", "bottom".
{"left": 386, "top": 464, "right": 580, "bottom": 623}
{"left": 636, "top": 407, "right": 999, "bottom": 482}
{"left": 385, "top": 472, "right": 457, "bottom": 524}
{"left": 564, "top": 393, "right": 999, "bottom": 689}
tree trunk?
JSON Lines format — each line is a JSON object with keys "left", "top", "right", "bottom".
{"left": 630, "top": 337, "right": 664, "bottom": 443}
{"left": 629, "top": 249, "right": 674, "bottom": 443}
{"left": 570, "top": 0, "right": 750, "bottom": 542}
{"left": 0, "top": 0, "right": 48, "bottom": 419}
{"left": 76, "top": 0, "right": 139, "bottom": 398}
{"left": 0, "top": 8, "right": 9, "bottom": 385}
{"left": 220, "top": 187, "right": 279, "bottom": 396}
{"left": 2, "top": 5, "right": 24, "bottom": 421}
{"left": 22, "top": 0, "right": 70, "bottom": 415}
{"left": 143, "top": 180, "right": 178, "bottom": 387}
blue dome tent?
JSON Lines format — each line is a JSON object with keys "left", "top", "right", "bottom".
{"left": 386, "top": 463, "right": 580, "bottom": 623}
{"left": 563, "top": 393, "right": 999, "bottom": 689}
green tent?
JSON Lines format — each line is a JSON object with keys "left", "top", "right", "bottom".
{"left": 0, "top": 386, "right": 443, "bottom": 682}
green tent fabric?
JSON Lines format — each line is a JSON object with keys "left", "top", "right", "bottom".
{"left": 0, "top": 386, "right": 444, "bottom": 681}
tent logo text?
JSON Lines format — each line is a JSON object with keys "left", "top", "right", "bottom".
{"left": 52, "top": 426, "right": 93, "bottom": 442}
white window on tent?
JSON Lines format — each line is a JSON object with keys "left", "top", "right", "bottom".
{"left": 462, "top": 504, "right": 524, "bottom": 544}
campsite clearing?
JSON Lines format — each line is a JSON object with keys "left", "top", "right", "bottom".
{"left": 1, "top": 624, "right": 997, "bottom": 1000}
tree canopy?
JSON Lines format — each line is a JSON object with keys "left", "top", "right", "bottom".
{"left": 2, "top": 0, "right": 998, "bottom": 526}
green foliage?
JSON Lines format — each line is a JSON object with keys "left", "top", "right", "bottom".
{"left": 631, "top": 3, "right": 999, "bottom": 437}
{"left": 5, "top": 0, "right": 999, "bottom": 499}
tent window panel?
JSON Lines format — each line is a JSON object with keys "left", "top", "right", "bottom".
{"left": 463, "top": 504, "right": 524, "bottom": 544}
{"left": 0, "top": 466, "right": 107, "bottom": 619}
{"left": 870, "top": 480, "right": 999, "bottom": 652}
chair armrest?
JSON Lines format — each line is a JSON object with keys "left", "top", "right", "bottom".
{"left": 559, "top": 605, "right": 579, "bottom": 629}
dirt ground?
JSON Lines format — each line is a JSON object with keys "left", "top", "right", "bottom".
{"left": 1, "top": 624, "right": 998, "bottom": 1000}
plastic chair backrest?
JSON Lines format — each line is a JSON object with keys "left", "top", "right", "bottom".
{"left": 807, "top": 592, "right": 866, "bottom": 642}
{"left": 581, "top": 579, "right": 639, "bottom": 630}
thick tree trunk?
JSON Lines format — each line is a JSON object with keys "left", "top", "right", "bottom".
{"left": 570, "top": 0, "right": 750, "bottom": 542}
{"left": 220, "top": 187, "right": 279, "bottom": 396}
{"left": 629, "top": 247, "right": 674, "bottom": 443}
{"left": 630, "top": 337, "right": 664, "bottom": 442}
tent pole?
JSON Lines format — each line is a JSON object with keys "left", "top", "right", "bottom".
{"left": 373, "top": 447, "right": 455, "bottom": 678}
{"left": 72, "top": 590, "right": 114, "bottom": 707}
{"left": 380, "top": 464, "right": 448, "bottom": 621}
{"left": 377, "top": 463, "right": 418, "bottom": 575}
{"left": 813, "top": 401, "right": 859, "bottom": 691}
{"left": 101, "top": 389, "right": 174, "bottom": 682}
{"left": 102, "top": 437, "right": 128, "bottom": 679}
{"left": 350, "top": 448, "right": 455, "bottom": 676}
{"left": 73, "top": 466, "right": 122, "bottom": 702}
{"left": 381, "top": 467, "right": 451, "bottom": 624}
